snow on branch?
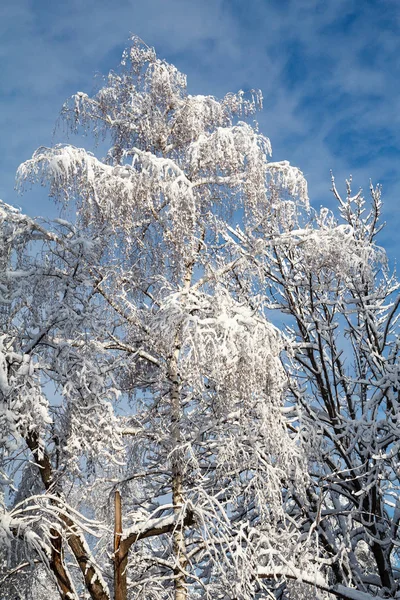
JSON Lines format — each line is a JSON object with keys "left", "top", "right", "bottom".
{"left": 17, "top": 144, "right": 198, "bottom": 257}
{"left": 0, "top": 336, "right": 50, "bottom": 453}
{"left": 151, "top": 288, "right": 285, "bottom": 402}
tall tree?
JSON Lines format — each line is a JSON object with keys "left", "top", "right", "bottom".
{"left": 2, "top": 36, "right": 311, "bottom": 600}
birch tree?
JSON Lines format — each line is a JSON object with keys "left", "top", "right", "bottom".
{"left": 2, "top": 36, "right": 312, "bottom": 600}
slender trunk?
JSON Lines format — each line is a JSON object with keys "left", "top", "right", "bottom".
{"left": 169, "top": 260, "right": 195, "bottom": 600}
{"left": 114, "top": 490, "right": 128, "bottom": 600}
{"left": 170, "top": 348, "right": 188, "bottom": 600}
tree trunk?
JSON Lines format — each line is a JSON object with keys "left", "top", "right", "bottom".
{"left": 114, "top": 490, "right": 128, "bottom": 600}
{"left": 170, "top": 348, "right": 188, "bottom": 600}
{"left": 168, "top": 260, "right": 195, "bottom": 600}
{"left": 49, "top": 527, "right": 76, "bottom": 599}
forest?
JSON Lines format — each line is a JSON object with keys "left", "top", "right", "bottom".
{"left": 1, "top": 36, "right": 400, "bottom": 600}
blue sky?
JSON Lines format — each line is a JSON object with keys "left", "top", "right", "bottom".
{"left": 2, "top": 0, "right": 400, "bottom": 258}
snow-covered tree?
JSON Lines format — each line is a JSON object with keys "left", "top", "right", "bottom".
{"left": 2, "top": 36, "right": 312, "bottom": 600}
{"left": 2, "top": 36, "right": 399, "bottom": 600}
{"left": 231, "top": 178, "right": 400, "bottom": 598}
{"left": 0, "top": 201, "right": 121, "bottom": 599}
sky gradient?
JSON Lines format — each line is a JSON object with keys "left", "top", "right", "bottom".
{"left": 2, "top": 0, "right": 400, "bottom": 257}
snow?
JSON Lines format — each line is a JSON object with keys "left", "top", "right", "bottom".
{"left": 122, "top": 513, "right": 176, "bottom": 541}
